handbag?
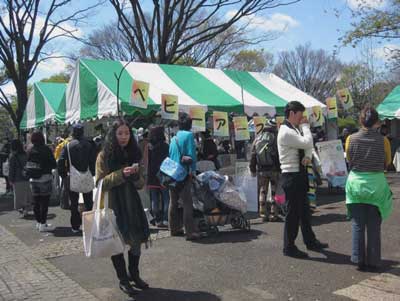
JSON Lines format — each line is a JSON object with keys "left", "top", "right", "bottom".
{"left": 82, "top": 179, "right": 125, "bottom": 258}
{"left": 59, "top": 176, "right": 71, "bottom": 210}
{"left": 67, "top": 143, "right": 95, "bottom": 193}
{"left": 23, "top": 160, "right": 42, "bottom": 179}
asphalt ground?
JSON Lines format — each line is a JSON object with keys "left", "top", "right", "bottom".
{"left": 0, "top": 174, "right": 399, "bottom": 301}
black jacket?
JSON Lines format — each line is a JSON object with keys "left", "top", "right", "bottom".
{"left": 57, "top": 138, "right": 96, "bottom": 178}
{"left": 27, "top": 145, "right": 56, "bottom": 176}
{"left": 147, "top": 141, "right": 169, "bottom": 186}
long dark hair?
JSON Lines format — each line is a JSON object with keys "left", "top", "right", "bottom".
{"left": 102, "top": 118, "right": 142, "bottom": 168}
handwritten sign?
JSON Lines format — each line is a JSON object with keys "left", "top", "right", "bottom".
{"left": 161, "top": 94, "right": 178, "bottom": 120}
{"left": 213, "top": 111, "right": 229, "bottom": 137}
{"left": 326, "top": 97, "right": 338, "bottom": 119}
{"left": 189, "top": 107, "right": 205, "bottom": 132}
{"left": 131, "top": 80, "right": 149, "bottom": 109}
{"left": 337, "top": 88, "right": 354, "bottom": 110}
{"left": 311, "top": 106, "right": 324, "bottom": 127}
{"left": 253, "top": 116, "right": 266, "bottom": 135}
{"left": 233, "top": 116, "right": 250, "bottom": 141}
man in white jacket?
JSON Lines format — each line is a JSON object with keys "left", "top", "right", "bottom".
{"left": 277, "top": 101, "right": 328, "bottom": 258}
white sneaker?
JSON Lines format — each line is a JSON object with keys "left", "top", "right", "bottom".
{"left": 35, "top": 223, "right": 40, "bottom": 230}
{"left": 39, "top": 223, "right": 54, "bottom": 232}
{"left": 71, "top": 228, "right": 80, "bottom": 233}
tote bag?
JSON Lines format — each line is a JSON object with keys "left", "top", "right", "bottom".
{"left": 82, "top": 179, "right": 125, "bottom": 258}
{"left": 67, "top": 143, "right": 94, "bottom": 193}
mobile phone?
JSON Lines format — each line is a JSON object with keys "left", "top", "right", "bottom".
{"left": 131, "top": 163, "right": 139, "bottom": 169}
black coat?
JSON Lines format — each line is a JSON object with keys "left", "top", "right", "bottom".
{"left": 58, "top": 138, "right": 96, "bottom": 178}
{"left": 27, "top": 145, "right": 56, "bottom": 176}
{"left": 147, "top": 141, "right": 169, "bottom": 186}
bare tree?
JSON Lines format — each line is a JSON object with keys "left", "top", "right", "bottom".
{"left": 109, "top": 0, "right": 300, "bottom": 64}
{"left": 274, "top": 43, "right": 343, "bottom": 101}
{"left": 79, "top": 22, "right": 136, "bottom": 62}
{"left": 0, "top": 0, "right": 103, "bottom": 134}
{"left": 224, "top": 49, "right": 274, "bottom": 72}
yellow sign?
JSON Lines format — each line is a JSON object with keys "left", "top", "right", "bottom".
{"left": 233, "top": 116, "right": 250, "bottom": 141}
{"left": 311, "top": 106, "right": 324, "bottom": 127}
{"left": 213, "top": 111, "right": 229, "bottom": 137}
{"left": 161, "top": 94, "right": 178, "bottom": 120}
{"left": 275, "top": 116, "right": 285, "bottom": 128}
{"left": 326, "top": 97, "right": 338, "bottom": 119}
{"left": 253, "top": 116, "right": 266, "bottom": 135}
{"left": 131, "top": 80, "right": 149, "bottom": 109}
{"left": 337, "top": 88, "right": 354, "bottom": 110}
{"left": 303, "top": 110, "right": 309, "bottom": 120}
{"left": 189, "top": 107, "right": 205, "bottom": 132}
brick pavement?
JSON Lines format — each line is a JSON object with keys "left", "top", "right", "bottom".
{"left": 0, "top": 223, "right": 98, "bottom": 301}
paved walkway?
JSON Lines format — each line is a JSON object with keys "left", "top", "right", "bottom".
{"left": 0, "top": 223, "right": 97, "bottom": 301}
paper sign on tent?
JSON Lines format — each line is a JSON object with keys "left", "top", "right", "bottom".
{"left": 337, "top": 88, "right": 354, "bottom": 110}
{"left": 311, "top": 106, "right": 324, "bottom": 127}
{"left": 233, "top": 116, "right": 250, "bottom": 141}
{"left": 253, "top": 116, "right": 266, "bottom": 135}
{"left": 161, "top": 94, "right": 179, "bottom": 120}
{"left": 189, "top": 107, "right": 206, "bottom": 132}
{"left": 213, "top": 111, "right": 229, "bottom": 137}
{"left": 275, "top": 116, "right": 285, "bottom": 128}
{"left": 131, "top": 80, "right": 149, "bottom": 109}
{"left": 326, "top": 97, "right": 338, "bottom": 119}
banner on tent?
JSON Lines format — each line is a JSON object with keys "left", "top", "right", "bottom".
{"left": 190, "top": 107, "right": 205, "bottom": 132}
{"left": 161, "top": 94, "right": 179, "bottom": 120}
{"left": 233, "top": 116, "right": 250, "bottom": 141}
{"left": 337, "top": 88, "right": 354, "bottom": 110}
{"left": 213, "top": 111, "right": 229, "bottom": 137}
{"left": 311, "top": 106, "right": 324, "bottom": 127}
{"left": 326, "top": 97, "right": 338, "bottom": 119}
{"left": 253, "top": 116, "right": 266, "bottom": 135}
{"left": 131, "top": 80, "right": 150, "bottom": 109}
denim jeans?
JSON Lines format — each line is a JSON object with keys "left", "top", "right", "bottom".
{"left": 350, "top": 203, "right": 382, "bottom": 267}
{"left": 149, "top": 188, "right": 170, "bottom": 222}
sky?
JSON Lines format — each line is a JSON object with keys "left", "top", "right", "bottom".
{"left": 2, "top": 0, "right": 399, "bottom": 95}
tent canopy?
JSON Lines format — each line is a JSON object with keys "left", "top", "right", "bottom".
{"left": 20, "top": 82, "right": 67, "bottom": 129}
{"left": 64, "top": 58, "right": 325, "bottom": 124}
{"left": 377, "top": 85, "right": 400, "bottom": 120}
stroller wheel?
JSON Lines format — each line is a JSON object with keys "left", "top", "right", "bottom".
{"left": 230, "top": 216, "right": 242, "bottom": 229}
{"left": 198, "top": 219, "right": 209, "bottom": 232}
{"left": 209, "top": 226, "right": 219, "bottom": 235}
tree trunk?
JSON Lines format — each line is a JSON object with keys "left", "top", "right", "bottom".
{"left": 15, "top": 80, "right": 28, "bottom": 135}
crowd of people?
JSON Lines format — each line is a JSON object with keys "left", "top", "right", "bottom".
{"left": 2, "top": 101, "right": 394, "bottom": 298}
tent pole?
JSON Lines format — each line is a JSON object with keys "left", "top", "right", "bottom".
{"left": 114, "top": 61, "right": 132, "bottom": 118}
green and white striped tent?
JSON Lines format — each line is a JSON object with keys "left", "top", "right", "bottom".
{"left": 377, "top": 85, "right": 400, "bottom": 120}
{"left": 20, "top": 82, "right": 67, "bottom": 129}
{"left": 64, "top": 58, "right": 325, "bottom": 124}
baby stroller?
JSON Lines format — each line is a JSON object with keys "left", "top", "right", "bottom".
{"left": 192, "top": 166, "right": 250, "bottom": 235}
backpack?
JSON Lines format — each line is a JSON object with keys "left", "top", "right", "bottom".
{"left": 254, "top": 131, "right": 278, "bottom": 168}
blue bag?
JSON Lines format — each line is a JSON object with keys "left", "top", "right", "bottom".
{"left": 160, "top": 157, "right": 188, "bottom": 182}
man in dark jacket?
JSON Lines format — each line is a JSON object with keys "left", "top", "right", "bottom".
{"left": 57, "top": 124, "right": 96, "bottom": 233}
{"left": 250, "top": 119, "right": 281, "bottom": 222}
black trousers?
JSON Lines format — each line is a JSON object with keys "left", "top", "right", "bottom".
{"left": 69, "top": 190, "right": 93, "bottom": 230}
{"left": 282, "top": 172, "right": 316, "bottom": 251}
{"left": 33, "top": 195, "right": 50, "bottom": 224}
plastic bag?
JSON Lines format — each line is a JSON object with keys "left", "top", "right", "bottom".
{"left": 197, "top": 171, "right": 227, "bottom": 191}
{"left": 215, "top": 181, "right": 247, "bottom": 213}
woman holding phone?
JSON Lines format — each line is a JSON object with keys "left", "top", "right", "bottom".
{"left": 96, "top": 118, "right": 150, "bottom": 298}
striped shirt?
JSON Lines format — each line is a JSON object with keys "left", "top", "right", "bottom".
{"left": 345, "top": 128, "right": 390, "bottom": 172}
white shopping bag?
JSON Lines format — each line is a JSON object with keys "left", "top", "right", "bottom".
{"left": 82, "top": 179, "right": 125, "bottom": 258}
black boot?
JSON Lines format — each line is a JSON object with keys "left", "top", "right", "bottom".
{"left": 111, "top": 254, "right": 138, "bottom": 297}
{"left": 128, "top": 252, "right": 149, "bottom": 289}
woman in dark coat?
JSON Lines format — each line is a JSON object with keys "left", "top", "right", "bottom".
{"left": 95, "top": 118, "right": 150, "bottom": 298}
{"left": 8, "top": 139, "right": 32, "bottom": 216}
{"left": 27, "top": 131, "right": 56, "bottom": 232}
{"left": 147, "top": 125, "right": 170, "bottom": 227}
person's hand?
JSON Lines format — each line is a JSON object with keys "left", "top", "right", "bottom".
{"left": 123, "top": 165, "right": 138, "bottom": 177}
{"left": 300, "top": 116, "right": 309, "bottom": 124}
{"left": 207, "top": 155, "right": 214, "bottom": 160}
{"left": 301, "top": 157, "right": 311, "bottom": 166}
